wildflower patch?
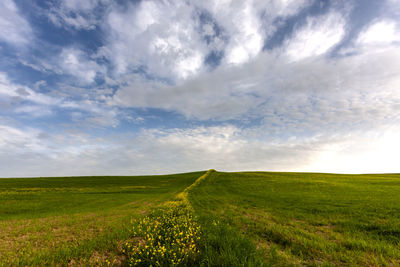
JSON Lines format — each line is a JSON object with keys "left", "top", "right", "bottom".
{"left": 121, "top": 170, "right": 214, "bottom": 266}
{"left": 122, "top": 203, "right": 201, "bottom": 266}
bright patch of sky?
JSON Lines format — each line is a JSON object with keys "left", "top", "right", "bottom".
{"left": 1, "top": 0, "right": 400, "bottom": 177}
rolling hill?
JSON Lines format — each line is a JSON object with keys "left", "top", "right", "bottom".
{"left": 1, "top": 170, "right": 400, "bottom": 266}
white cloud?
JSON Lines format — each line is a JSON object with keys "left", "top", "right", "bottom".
{"left": 2, "top": 0, "right": 400, "bottom": 176}
{"left": 0, "top": 124, "right": 51, "bottom": 155}
{"left": 0, "top": 123, "right": 112, "bottom": 177}
{"left": 107, "top": 40, "right": 400, "bottom": 173}
{"left": 110, "top": 71, "right": 264, "bottom": 120}
{"left": 197, "top": 0, "right": 311, "bottom": 65}
{"left": 60, "top": 48, "right": 105, "bottom": 85}
{"left": 47, "top": 0, "right": 107, "bottom": 30}
{"left": 357, "top": 20, "right": 400, "bottom": 46}
{"left": 266, "top": 0, "right": 310, "bottom": 16}
{"left": 0, "top": 124, "right": 311, "bottom": 177}
{"left": 385, "top": 0, "right": 400, "bottom": 17}
{"left": 104, "top": 0, "right": 311, "bottom": 81}
{"left": 221, "top": 2, "right": 264, "bottom": 65}
{"left": 0, "top": 72, "right": 121, "bottom": 126}
{"left": 63, "top": 0, "right": 103, "bottom": 11}
{"left": 2, "top": 123, "right": 399, "bottom": 177}
{"left": 284, "top": 12, "right": 346, "bottom": 61}
{"left": 111, "top": 43, "right": 400, "bottom": 130}
{"left": 0, "top": 0, "right": 32, "bottom": 45}
{"left": 0, "top": 72, "right": 59, "bottom": 106}
{"left": 129, "top": 125, "right": 311, "bottom": 173}
{"left": 14, "top": 105, "right": 53, "bottom": 117}
{"left": 106, "top": 1, "right": 206, "bottom": 80}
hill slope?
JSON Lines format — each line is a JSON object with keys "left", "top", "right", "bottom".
{"left": 1, "top": 170, "right": 400, "bottom": 266}
{"left": 189, "top": 171, "right": 400, "bottom": 266}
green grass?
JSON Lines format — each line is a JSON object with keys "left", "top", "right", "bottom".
{"left": 0, "top": 171, "right": 204, "bottom": 266}
{"left": 2, "top": 170, "right": 400, "bottom": 266}
{"left": 189, "top": 171, "right": 400, "bottom": 266}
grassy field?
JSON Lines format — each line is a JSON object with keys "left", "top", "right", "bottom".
{"left": 0, "top": 172, "right": 204, "bottom": 266}
{"left": 1, "top": 170, "right": 400, "bottom": 266}
{"left": 189, "top": 171, "right": 400, "bottom": 266}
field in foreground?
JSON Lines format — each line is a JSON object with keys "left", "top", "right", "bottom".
{"left": 190, "top": 171, "right": 400, "bottom": 266}
{"left": 0, "top": 172, "right": 204, "bottom": 266}
{"left": 1, "top": 170, "right": 400, "bottom": 266}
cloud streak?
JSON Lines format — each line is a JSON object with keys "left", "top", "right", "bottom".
{"left": 0, "top": 0, "right": 32, "bottom": 45}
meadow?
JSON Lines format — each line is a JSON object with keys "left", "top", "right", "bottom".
{"left": 189, "top": 171, "right": 400, "bottom": 266}
{"left": 1, "top": 170, "right": 400, "bottom": 266}
{"left": 0, "top": 172, "right": 204, "bottom": 266}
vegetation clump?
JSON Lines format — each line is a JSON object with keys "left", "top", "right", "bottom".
{"left": 121, "top": 171, "right": 216, "bottom": 266}
{"left": 122, "top": 203, "right": 201, "bottom": 266}
{"left": 120, "top": 171, "right": 216, "bottom": 267}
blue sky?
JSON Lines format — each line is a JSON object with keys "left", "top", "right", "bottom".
{"left": 1, "top": 0, "right": 400, "bottom": 177}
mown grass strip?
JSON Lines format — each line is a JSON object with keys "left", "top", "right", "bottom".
{"left": 174, "top": 169, "right": 216, "bottom": 209}
{"left": 121, "top": 169, "right": 268, "bottom": 266}
{"left": 120, "top": 170, "right": 215, "bottom": 266}
{"left": 190, "top": 171, "right": 268, "bottom": 267}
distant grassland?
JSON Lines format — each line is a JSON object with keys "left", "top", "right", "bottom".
{"left": 1, "top": 171, "right": 400, "bottom": 266}
{"left": 189, "top": 171, "right": 400, "bottom": 266}
{"left": 0, "top": 172, "right": 204, "bottom": 266}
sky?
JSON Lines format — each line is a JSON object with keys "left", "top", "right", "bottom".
{"left": 0, "top": 0, "right": 399, "bottom": 177}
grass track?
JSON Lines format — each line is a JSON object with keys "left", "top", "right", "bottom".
{"left": 2, "top": 170, "right": 400, "bottom": 266}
